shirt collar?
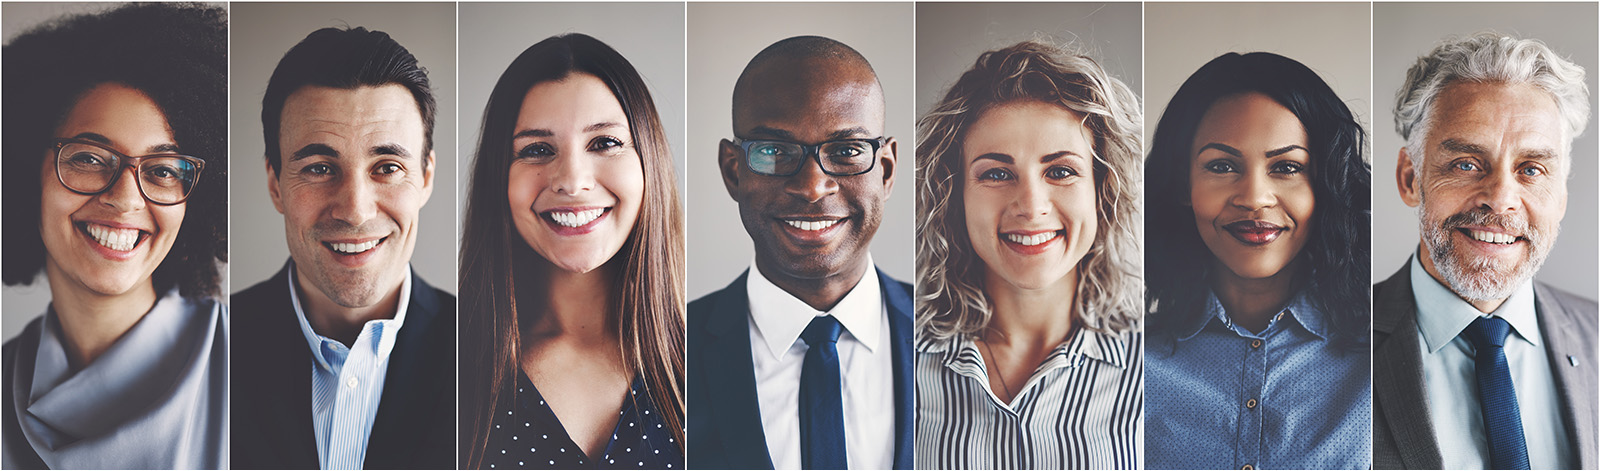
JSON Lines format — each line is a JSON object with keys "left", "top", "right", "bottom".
{"left": 1409, "top": 252, "right": 1539, "bottom": 353}
{"left": 1176, "top": 289, "right": 1326, "bottom": 341}
{"left": 288, "top": 260, "right": 413, "bottom": 372}
{"left": 746, "top": 257, "right": 883, "bottom": 359}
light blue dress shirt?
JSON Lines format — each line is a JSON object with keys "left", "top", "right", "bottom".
{"left": 289, "top": 262, "right": 412, "bottom": 470}
{"left": 1409, "top": 253, "right": 1574, "bottom": 469}
{"left": 1147, "top": 290, "right": 1370, "bottom": 469}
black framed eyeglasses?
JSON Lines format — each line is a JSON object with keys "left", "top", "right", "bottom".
{"left": 53, "top": 138, "right": 206, "bottom": 205}
{"left": 734, "top": 137, "right": 887, "bottom": 177}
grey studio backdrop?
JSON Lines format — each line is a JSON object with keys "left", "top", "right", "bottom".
{"left": 915, "top": 2, "right": 1143, "bottom": 119}
{"left": 1, "top": 2, "right": 232, "bottom": 340}
{"left": 457, "top": 2, "right": 687, "bottom": 229}
{"left": 1374, "top": 2, "right": 1598, "bottom": 297}
{"left": 687, "top": 3, "right": 915, "bottom": 300}
{"left": 230, "top": 2, "right": 458, "bottom": 295}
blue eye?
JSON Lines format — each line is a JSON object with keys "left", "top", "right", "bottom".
{"left": 517, "top": 143, "right": 555, "bottom": 159}
{"left": 978, "top": 168, "right": 1014, "bottom": 181}
{"left": 1453, "top": 161, "right": 1480, "bottom": 172}
{"left": 1520, "top": 166, "right": 1544, "bottom": 177}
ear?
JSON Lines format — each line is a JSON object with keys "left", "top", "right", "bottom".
{"left": 266, "top": 158, "right": 286, "bottom": 214}
{"left": 879, "top": 137, "right": 898, "bottom": 196}
{"left": 719, "top": 138, "right": 742, "bottom": 197}
{"left": 1397, "top": 147, "right": 1421, "bottom": 207}
{"left": 419, "top": 149, "right": 436, "bottom": 206}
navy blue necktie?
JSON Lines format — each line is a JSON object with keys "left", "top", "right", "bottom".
{"left": 799, "top": 315, "right": 847, "bottom": 470}
{"left": 1463, "top": 316, "right": 1530, "bottom": 470}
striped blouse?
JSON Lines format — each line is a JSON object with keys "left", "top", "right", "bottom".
{"left": 914, "top": 327, "right": 1143, "bottom": 469}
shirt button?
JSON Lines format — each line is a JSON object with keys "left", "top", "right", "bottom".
{"left": 1246, "top": 398, "right": 1258, "bottom": 409}
{"left": 1250, "top": 339, "right": 1262, "bottom": 349}
{"left": 346, "top": 376, "right": 359, "bottom": 389}
{"left": 1242, "top": 465, "right": 1255, "bottom": 470}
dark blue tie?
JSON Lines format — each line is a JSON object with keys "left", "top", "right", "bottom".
{"left": 1463, "top": 316, "right": 1530, "bottom": 470}
{"left": 799, "top": 315, "right": 847, "bottom": 470}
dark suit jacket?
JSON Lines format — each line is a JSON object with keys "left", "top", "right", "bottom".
{"left": 686, "top": 268, "right": 914, "bottom": 470}
{"left": 1373, "top": 261, "right": 1598, "bottom": 469}
{"left": 231, "top": 262, "right": 456, "bottom": 470}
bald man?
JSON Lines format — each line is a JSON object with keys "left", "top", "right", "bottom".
{"left": 687, "top": 36, "right": 913, "bottom": 470}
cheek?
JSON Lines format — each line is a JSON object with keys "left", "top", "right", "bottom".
{"left": 961, "top": 186, "right": 997, "bottom": 240}
{"left": 153, "top": 204, "right": 186, "bottom": 240}
{"left": 610, "top": 158, "right": 646, "bottom": 214}
{"left": 506, "top": 166, "right": 542, "bottom": 210}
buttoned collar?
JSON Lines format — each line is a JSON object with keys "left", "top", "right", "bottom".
{"left": 288, "top": 260, "right": 413, "bottom": 372}
{"left": 1175, "top": 288, "right": 1326, "bottom": 341}
{"left": 1410, "top": 252, "right": 1539, "bottom": 354}
{"left": 746, "top": 257, "right": 883, "bottom": 360}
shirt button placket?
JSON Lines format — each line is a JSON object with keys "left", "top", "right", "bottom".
{"left": 1240, "top": 335, "right": 1266, "bottom": 469}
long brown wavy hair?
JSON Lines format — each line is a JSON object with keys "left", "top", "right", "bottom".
{"left": 458, "top": 33, "right": 686, "bottom": 469}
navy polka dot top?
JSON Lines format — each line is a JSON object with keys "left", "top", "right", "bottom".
{"left": 484, "top": 371, "right": 683, "bottom": 470}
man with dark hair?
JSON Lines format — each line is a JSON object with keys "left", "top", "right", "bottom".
{"left": 232, "top": 26, "right": 455, "bottom": 470}
{"left": 688, "top": 35, "right": 913, "bottom": 470}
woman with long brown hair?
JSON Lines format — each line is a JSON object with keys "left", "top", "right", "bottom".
{"left": 458, "top": 33, "right": 686, "bottom": 469}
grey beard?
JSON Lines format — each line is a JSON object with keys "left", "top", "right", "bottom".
{"left": 1417, "top": 196, "right": 1555, "bottom": 302}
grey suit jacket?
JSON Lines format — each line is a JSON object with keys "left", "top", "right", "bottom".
{"left": 1373, "top": 261, "right": 1598, "bottom": 469}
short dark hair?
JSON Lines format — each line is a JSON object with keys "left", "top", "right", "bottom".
{"left": 2, "top": 2, "right": 229, "bottom": 298}
{"left": 1145, "top": 52, "right": 1371, "bottom": 348}
{"left": 261, "top": 26, "right": 436, "bottom": 173}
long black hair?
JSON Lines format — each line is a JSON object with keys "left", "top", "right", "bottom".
{"left": 1145, "top": 52, "right": 1370, "bottom": 347}
{"left": 3, "top": 3, "right": 228, "bottom": 298}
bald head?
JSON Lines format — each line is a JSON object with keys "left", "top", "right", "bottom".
{"left": 732, "top": 36, "right": 885, "bottom": 135}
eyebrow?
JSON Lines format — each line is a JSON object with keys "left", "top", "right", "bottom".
{"left": 745, "top": 125, "right": 873, "bottom": 142}
{"left": 971, "top": 150, "right": 1082, "bottom": 166}
{"left": 290, "top": 143, "right": 339, "bottom": 161}
{"left": 1197, "top": 143, "right": 1308, "bottom": 158}
{"left": 1197, "top": 143, "right": 1242, "bottom": 157}
{"left": 1438, "top": 138, "right": 1489, "bottom": 156}
{"left": 371, "top": 144, "right": 413, "bottom": 159}
{"left": 73, "top": 132, "right": 181, "bottom": 154}
{"left": 1264, "top": 145, "right": 1309, "bottom": 158}
{"left": 513, "top": 121, "right": 625, "bottom": 140}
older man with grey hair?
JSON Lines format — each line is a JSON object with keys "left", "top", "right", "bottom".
{"left": 1375, "top": 32, "right": 1597, "bottom": 470}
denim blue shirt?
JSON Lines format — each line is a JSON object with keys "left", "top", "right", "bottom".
{"left": 1146, "top": 290, "right": 1371, "bottom": 469}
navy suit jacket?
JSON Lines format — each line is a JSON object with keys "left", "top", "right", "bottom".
{"left": 230, "top": 262, "right": 456, "bottom": 469}
{"left": 687, "top": 268, "right": 915, "bottom": 470}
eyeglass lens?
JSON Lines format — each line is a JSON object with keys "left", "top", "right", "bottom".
{"left": 746, "top": 140, "right": 877, "bottom": 176}
{"left": 57, "top": 142, "right": 201, "bottom": 204}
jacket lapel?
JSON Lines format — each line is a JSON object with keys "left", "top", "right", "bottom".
{"left": 365, "top": 272, "right": 451, "bottom": 469}
{"left": 1533, "top": 283, "right": 1599, "bottom": 469}
{"left": 877, "top": 269, "right": 914, "bottom": 470}
{"left": 251, "top": 263, "right": 320, "bottom": 469}
{"left": 1373, "top": 263, "right": 1443, "bottom": 469}
{"left": 704, "top": 272, "right": 776, "bottom": 469}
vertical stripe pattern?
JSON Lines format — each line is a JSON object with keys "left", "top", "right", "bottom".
{"left": 915, "top": 328, "right": 1143, "bottom": 469}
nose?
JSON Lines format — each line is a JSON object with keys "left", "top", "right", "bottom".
{"left": 1230, "top": 169, "right": 1277, "bottom": 210}
{"left": 549, "top": 152, "right": 595, "bottom": 196}
{"left": 783, "top": 154, "right": 838, "bottom": 203}
{"left": 329, "top": 173, "right": 379, "bottom": 226}
{"left": 1478, "top": 165, "right": 1523, "bottom": 213}
{"left": 1012, "top": 176, "right": 1052, "bottom": 219}
{"left": 97, "top": 165, "right": 146, "bottom": 212}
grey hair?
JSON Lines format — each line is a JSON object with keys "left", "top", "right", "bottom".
{"left": 915, "top": 40, "right": 1143, "bottom": 343}
{"left": 1395, "top": 32, "right": 1589, "bottom": 172}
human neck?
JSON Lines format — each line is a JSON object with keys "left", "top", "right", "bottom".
{"left": 981, "top": 267, "right": 1078, "bottom": 351}
{"left": 521, "top": 259, "right": 619, "bottom": 347}
{"left": 296, "top": 269, "right": 402, "bottom": 347}
{"left": 1418, "top": 246, "right": 1507, "bottom": 313}
{"left": 755, "top": 255, "right": 870, "bottom": 312}
{"left": 45, "top": 262, "right": 159, "bottom": 369}
{"left": 1210, "top": 259, "right": 1300, "bottom": 333}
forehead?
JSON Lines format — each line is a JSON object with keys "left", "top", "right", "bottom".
{"left": 734, "top": 62, "right": 884, "bottom": 142}
{"left": 1424, "top": 81, "right": 1564, "bottom": 156}
{"left": 516, "top": 74, "right": 628, "bottom": 133}
{"left": 279, "top": 84, "right": 426, "bottom": 150}
{"left": 57, "top": 83, "right": 176, "bottom": 152}
{"left": 962, "top": 100, "right": 1092, "bottom": 160}
{"left": 1191, "top": 92, "right": 1308, "bottom": 153}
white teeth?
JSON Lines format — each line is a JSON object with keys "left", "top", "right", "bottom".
{"left": 784, "top": 219, "right": 840, "bottom": 231}
{"left": 551, "top": 208, "right": 604, "bottom": 228}
{"left": 1469, "top": 230, "right": 1516, "bottom": 245}
{"left": 86, "top": 223, "right": 140, "bottom": 252}
{"left": 329, "top": 239, "right": 380, "bottom": 254}
{"left": 1004, "top": 232, "right": 1057, "bottom": 246}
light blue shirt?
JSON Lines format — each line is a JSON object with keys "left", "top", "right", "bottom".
{"left": 1146, "top": 290, "right": 1370, "bottom": 469}
{"left": 289, "top": 262, "right": 412, "bottom": 470}
{"left": 1410, "top": 253, "right": 1574, "bottom": 469}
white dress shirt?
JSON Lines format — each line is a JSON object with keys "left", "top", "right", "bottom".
{"left": 290, "top": 262, "right": 413, "bottom": 470}
{"left": 747, "top": 258, "right": 895, "bottom": 470}
{"left": 1410, "top": 254, "right": 1574, "bottom": 469}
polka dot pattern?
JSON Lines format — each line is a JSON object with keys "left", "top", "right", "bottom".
{"left": 484, "top": 372, "right": 683, "bottom": 469}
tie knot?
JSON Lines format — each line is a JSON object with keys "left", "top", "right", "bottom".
{"left": 801, "top": 315, "right": 843, "bottom": 346}
{"left": 1465, "top": 316, "right": 1512, "bottom": 349}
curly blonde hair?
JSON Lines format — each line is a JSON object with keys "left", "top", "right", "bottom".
{"left": 916, "top": 40, "right": 1143, "bottom": 342}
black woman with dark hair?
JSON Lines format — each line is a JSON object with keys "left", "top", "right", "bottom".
{"left": 1, "top": 3, "right": 229, "bottom": 468}
{"left": 1143, "top": 52, "right": 1372, "bottom": 470}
